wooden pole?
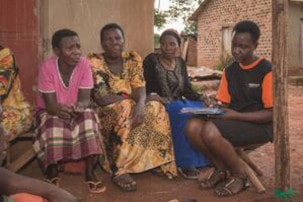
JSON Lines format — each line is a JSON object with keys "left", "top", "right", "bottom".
{"left": 272, "top": 0, "right": 291, "bottom": 192}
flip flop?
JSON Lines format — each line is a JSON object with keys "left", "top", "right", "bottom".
{"left": 151, "top": 167, "right": 174, "bottom": 179}
{"left": 112, "top": 173, "right": 137, "bottom": 192}
{"left": 150, "top": 167, "right": 166, "bottom": 177}
{"left": 85, "top": 181, "right": 106, "bottom": 194}
{"left": 178, "top": 167, "right": 200, "bottom": 180}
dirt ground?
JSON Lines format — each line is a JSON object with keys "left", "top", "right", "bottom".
{"left": 17, "top": 85, "right": 303, "bottom": 202}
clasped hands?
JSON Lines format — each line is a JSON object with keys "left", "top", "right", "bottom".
{"left": 57, "top": 103, "right": 86, "bottom": 120}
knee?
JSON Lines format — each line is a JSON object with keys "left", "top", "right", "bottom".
{"left": 185, "top": 118, "right": 204, "bottom": 140}
{"left": 201, "top": 121, "right": 221, "bottom": 145}
{"left": 185, "top": 119, "right": 221, "bottom": 145}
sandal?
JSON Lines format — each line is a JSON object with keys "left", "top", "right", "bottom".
{"left": 150, "top": 167, "right": 166, "bottom": 177}
{"left": 178, "top": 167, "right": 200, "bottom": 180}
{"left": 44, "top": 177, "right": 60, "bottom": 187}
{"left": 214, "top": 174, "right": 249, "bottom": 197}
{"left": 112, "top": 173, "right": 137, "bottom": 192}
{"left": 198, "top": 169, "right": 228, "bottom": 189}
{"left": 151, "top": 167, "right": 174, "bottom": 179}
{"left": 85, "top": 181, "right": 106, "bottom": 194}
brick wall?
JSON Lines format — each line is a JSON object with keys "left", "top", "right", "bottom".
{"left": 196, "top": 0, "right": 272, "bottom": 68}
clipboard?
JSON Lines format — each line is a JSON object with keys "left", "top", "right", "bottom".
{"left": 180, "top": 107, "right": 224, "bottom": 115}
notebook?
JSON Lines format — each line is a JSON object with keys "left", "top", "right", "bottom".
{"left": 180, "top": 107, "right": 224, "bottom": 115}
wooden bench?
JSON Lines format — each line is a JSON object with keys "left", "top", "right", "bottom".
{"left": 5, "top": 131, "right": 36, "bottom": 172}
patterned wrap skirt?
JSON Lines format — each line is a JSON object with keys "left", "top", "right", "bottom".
{"left": 2, "top": 77, "right": 33, "bottom": 140}
{"left": 33, "top": 108, "right": 107, "bottom": 171}
{"left": 97, "top": 99, "right": 177, "bottom": 177}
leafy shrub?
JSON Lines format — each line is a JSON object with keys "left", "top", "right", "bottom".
{"left": 215, "top": 54, "right": 234, "bottom": 71}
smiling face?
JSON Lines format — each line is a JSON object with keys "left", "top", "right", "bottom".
{"left": 54, "top": 35, "right": 81, "bottom": 68}
{"left": 231, "top": 32, "right": 257, "bottom": 64}
{"left": 101, "top": 28, "right": 124, "bottom": 59}
{"left": 160, "top": 35, "right": 179, "bottom": 59}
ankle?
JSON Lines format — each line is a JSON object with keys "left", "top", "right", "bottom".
{"left": 231, "top": 172, "right": 247, "bottom": 180}
{"left": 46, "top": 164, "right": 58, "bottom": 179}
{"left": 85, "top": 169, "right": 97, "bottom": 181}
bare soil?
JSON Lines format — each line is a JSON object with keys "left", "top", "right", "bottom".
{"left": 16, "top": 85, "right": 303, "bottom": 202}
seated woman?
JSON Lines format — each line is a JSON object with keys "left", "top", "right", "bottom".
{"left": 143, "top": 29, "right": 209, "bottom": 179}
{"left": 0, "top": 105, "right": 77, "bottom": 202}
{"left": 88, "top": 23, "right": 177, "bottom": 192}
{"left": 33, "top": 29, "right": 107, "bottom": 194}
{"left": 186, "top": 21, "right": 273, "bottom": 197}
{"left": 0, "top": 45, "right": 32, "bottom": 139}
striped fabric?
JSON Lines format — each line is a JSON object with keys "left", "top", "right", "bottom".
{"left": 33, "top": 108, "right": 106, "bottom": 170}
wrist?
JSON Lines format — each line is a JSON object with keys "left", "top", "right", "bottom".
{"left": 76, "top": 102, "right": 89, "bottom": 109}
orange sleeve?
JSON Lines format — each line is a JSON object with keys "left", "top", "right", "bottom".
{"left": 262, "top": 71, "right": 273, "bottom": 108}
{"left": 216, "top": 69, "right": 231, "bottom": 104}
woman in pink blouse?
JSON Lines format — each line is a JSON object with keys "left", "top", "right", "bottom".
{"left": 33, "top": 29, "right": 108, "bottom": 194}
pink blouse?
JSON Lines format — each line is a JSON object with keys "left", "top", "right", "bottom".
{"left": 36, "top": 56, "right": 93, "bottom": 109}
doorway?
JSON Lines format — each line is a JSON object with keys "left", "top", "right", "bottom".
{"left": 221, "top": 26, "right": 233, "bottom": 67}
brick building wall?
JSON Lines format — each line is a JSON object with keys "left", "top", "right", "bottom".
{"left": 195, "top": 0, "right": 272, "bottom": 68}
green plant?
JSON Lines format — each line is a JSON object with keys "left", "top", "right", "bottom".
{"left": 215, "top": 54, "right": 234, "bottom": 71}
{"left": 154, "top": 33, "right": 161, "bottom": 48}
{"left": 191, "top": 84, "right": 203, "bottom": 94}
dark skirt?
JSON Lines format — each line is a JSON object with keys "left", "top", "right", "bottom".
{"left": 211, "top": 119, "right": 273, "bottom": 147}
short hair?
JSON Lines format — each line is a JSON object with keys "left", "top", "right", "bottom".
{"left": 51, "top": 29, "right": 78, "bottom": 49}
{"left": 160, "top": 29, "right": 181, "bottom": 46}
{"left": 233, "top": 20, "right": 260, "bottom": 43}
{"left": 100, "top": 23, "right": 125, "bottom": 42}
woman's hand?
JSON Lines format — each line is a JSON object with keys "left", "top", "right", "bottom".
{"left": 146, "top": 93, "right": 169, "bottom": 104}
{"left": 200, "top": 94, "right": 218, "bottom": 107}
{"left": 73, "top": 102, "right": 87, "bottom": 113}
{"left": 217, "top": 108, "right": 239, "bottom": 120}
{"left": 131, "top": 102, "right": 144, "bottom": 128}
{"left": 69, "top": 103, "right": 87, "bottom": 118}
{"left": 107, "top": 94, "right": 126, "bottom": 104}
{"left": 57, "top": 104, "right": 73, "bottom": 119}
